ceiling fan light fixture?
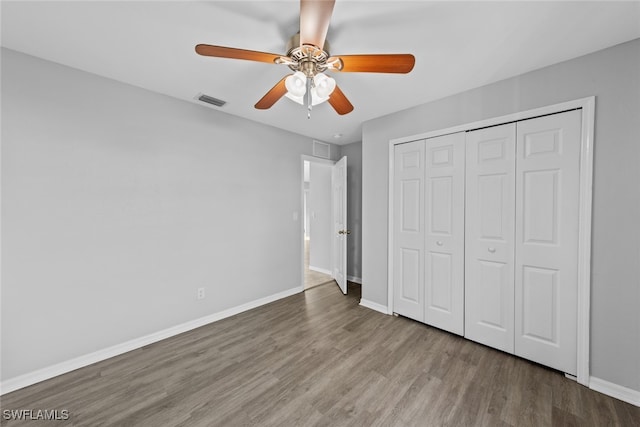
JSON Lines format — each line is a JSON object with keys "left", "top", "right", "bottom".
{"left": 195, "top": 0, "right": 414, "bottom": 115}
{"left": 313, "top": 73, "right": 336, "bottom": 98}
{"left": 285, "top": 71, "right": 307, "bottom": 97}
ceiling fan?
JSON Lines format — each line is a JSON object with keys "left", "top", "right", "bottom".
{"left": 195, "top": 0, "right": 415, "bottom": 117}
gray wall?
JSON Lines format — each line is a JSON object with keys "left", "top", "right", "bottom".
{"left": 361, "top": 39, "right": 640, "bottom": 392}
{"left": 0, "top": 48, "right": 339, "bottom": 381}
{"left": 341, "top": 141, "right": 363, "bottom": 281}
{"left": 308, "top": 162, "right": 332, "bottom": 273}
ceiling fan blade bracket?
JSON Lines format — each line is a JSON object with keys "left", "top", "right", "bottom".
{"left": 326, "top": 56, "right": 344, "bottom": 71}
{"left": 275, "top": 56, "right": 298, "bottom": 67}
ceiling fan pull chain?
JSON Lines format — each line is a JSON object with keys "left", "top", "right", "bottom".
{"left": 306, "top": 77, "right": 313, "bottom": 119}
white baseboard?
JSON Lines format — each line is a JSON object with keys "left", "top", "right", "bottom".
{"left": 347, "top": 275, "right": 362, "bottom": 284}
{"left": 309, "top": 265, "right": 332, "bottom": 275}
{"left": 589, "top": 376, "right": 640, "bottom": 407}
{"left": 0, "top": 286, "right": 300, "bottom": 396}
{"left": 359, "top": 299, "right": 390, "bottom": 315}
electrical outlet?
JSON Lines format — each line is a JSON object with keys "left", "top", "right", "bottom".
{"left": 197, "top": 287, "right": 205, "bottom": 300}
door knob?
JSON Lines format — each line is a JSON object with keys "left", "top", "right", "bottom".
{"left": 436, "top": 241, "right": 443, "bottom": 246}
{"left": 488, "top": 247, "right": 496, "bottom": 253}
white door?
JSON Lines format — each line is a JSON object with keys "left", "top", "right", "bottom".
{"left": 514, "top": 110, "right": 581, "bottom": 375}
{"left": 465, "top": 123, "right": 516, "bottom": 353}
{"left": 332, "top": 156, "right": 348, "bottom": 294}
{"left": 424, "top": 132, "right": 465, "bottom": 335}
{"left": 393, "top": 141, "right": 425, "bottom": 322}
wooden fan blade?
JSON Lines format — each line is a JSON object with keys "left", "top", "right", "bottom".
{"left": 299, "top": 0, "right": 335, "bottom": 49}
{"left": 330, "top": 54, "right": 415, "bottom": 73}
{"left": 195, "top": 44, "right": 281, "bottom": 64}
{"left": 255, "top": 75, "right": 291, "bottom": 110}
{"left": 328, "top": 85, "right": 354, "bottom": 115}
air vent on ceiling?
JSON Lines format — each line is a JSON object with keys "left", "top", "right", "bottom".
{"left": 198, "top": 94, "right": 226, "bottom": 107}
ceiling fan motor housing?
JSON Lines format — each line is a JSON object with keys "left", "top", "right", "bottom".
{"left": 285, "top": 33, "right": 331, "bottom": 76}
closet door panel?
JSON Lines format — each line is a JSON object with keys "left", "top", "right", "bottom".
{"left": 424, "top": 132, "right": 465, "bottom": 335}
{"left": 515, "top": 110, "right": 581, "bottom": 375}
{"left": 393, "top": 140, "right": 425, "bottom": 322}
{"left": 465, "top": 124, "right": 516, "bottom": 353}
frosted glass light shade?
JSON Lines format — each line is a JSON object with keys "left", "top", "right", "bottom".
{"left": 285, "top": 71, "right": 307, "bottom": 97}
{"left": 284, "top": 72, "right": 334, "bottom": 106}
{"left": 313, "top": 73, "right": 336, "bottom": 98}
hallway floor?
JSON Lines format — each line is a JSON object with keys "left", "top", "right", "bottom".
{"left": 304, "top": 238, "right": 333, "bottom": 289}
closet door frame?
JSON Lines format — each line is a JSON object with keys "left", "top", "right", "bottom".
{"left": 387, "top": 96, "right": 595, "bottom": 386}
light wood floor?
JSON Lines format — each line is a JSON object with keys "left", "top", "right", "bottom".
{"left": 304, "top": 238, "right": 333, "bottom": 290}
{"left": 2, "top": 283, "right": 638, "bottom": 426}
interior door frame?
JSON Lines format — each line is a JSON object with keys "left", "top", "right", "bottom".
{"left": 387, "top": 96, "right": 595, "bottom": 386}
{"left": 300, "top": 154, "right": 338, "bottom": 292}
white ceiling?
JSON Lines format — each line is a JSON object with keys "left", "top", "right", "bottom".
{"left": 2, "top": 1, "right": 639, "bottom": 145}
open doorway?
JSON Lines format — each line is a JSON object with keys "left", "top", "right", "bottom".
{"left": 303, "top": 159, "right": 334, "bottom": 290}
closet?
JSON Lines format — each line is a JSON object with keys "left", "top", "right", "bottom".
{"left": 392, "top": 109, "right": 582, "bottom": 375}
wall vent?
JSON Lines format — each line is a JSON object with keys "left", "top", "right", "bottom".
{"left": 313, "top": 140, "right": 331, "bottom": 159}
{"left": 197, "top": 94, "right": 226, "bottom": 107}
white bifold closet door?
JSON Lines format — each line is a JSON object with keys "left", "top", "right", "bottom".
{"left": 393, "top": 133, "right": 465, "bottom": 334}
{"left": 393, "top": 109, "right": 581, "bottom": 375}
{"left": 393, "top": 140, "right": 425, "bottom": 322}
{"left": 514, "top": 110, "right": 581, "bottom": 375}
{"left": 424, "top": 133, "right": 465, "bottom": 335}
{"left": 465, "top": 110, "right": 581, "bottom": 375}
{"left": 464, "top": 123, "right": 517, "bottom": 353}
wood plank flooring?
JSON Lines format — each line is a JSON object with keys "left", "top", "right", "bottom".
{"left": 2, "top": 282, "right": 638, "bottom": 426}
